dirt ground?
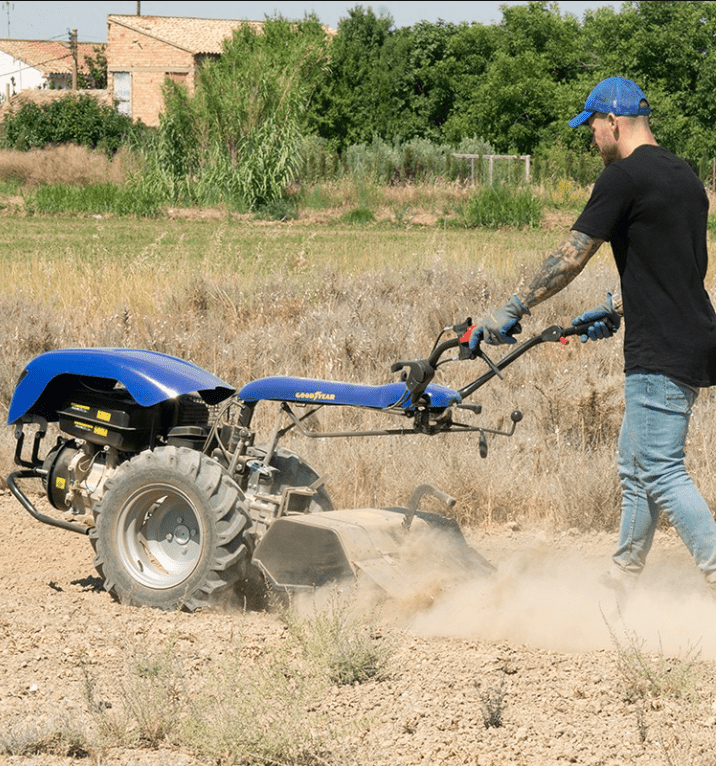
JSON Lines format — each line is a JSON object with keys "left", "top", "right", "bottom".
{"left": 2, "top": 490, "right": 716, "bottom": 766}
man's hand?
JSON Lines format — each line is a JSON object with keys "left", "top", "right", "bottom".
{"left": 571, "top": 292, "right": 621, "bottom": 343}
{"left": 469, "top": 295, "right": 530, "bottom": 351}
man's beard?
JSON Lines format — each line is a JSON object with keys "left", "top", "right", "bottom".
{"left": 601, "top": 143, "right": 622, "bottom": 166}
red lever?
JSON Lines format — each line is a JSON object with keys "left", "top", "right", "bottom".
{"left": 460, "top": 325, "right": 475, "bottom": 344}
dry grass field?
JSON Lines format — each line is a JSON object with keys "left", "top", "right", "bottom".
{"left": 2, "top": 186, "right": 715, "bottom": 532}
{"left": 0, "top": 207, "right": 634, "bottom": 530}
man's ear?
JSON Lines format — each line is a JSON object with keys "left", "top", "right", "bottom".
{"left": 606, "top": 112, "right": 619, "bottom": 137}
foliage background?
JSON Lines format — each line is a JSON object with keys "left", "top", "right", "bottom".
{"left": 306, "top": 0, "right": 716, "bottom": 164}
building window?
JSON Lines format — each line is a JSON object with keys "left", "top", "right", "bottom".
{"left": 114, "top": 71, "right": 131, "bottom": 116}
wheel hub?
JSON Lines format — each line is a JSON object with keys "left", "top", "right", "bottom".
{"left": 117, "top": 485, "right": 205, "bottom": 589}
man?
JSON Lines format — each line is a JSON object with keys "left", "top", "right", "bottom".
{"left": 470, "top": 76, "right": 716, "bottom": 592}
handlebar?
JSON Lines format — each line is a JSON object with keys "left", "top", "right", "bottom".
{"left": 391, "top": 320, "right": 595, "bottom": 404}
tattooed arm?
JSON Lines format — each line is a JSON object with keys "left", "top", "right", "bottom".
{"left": 515, "top": 230, "right": 604, "bottom": 310}
{"left": 469, "top": 230, "right": 616, "bottom": 348}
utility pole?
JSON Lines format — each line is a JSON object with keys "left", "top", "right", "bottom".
{"left": 3, "top": 2, "right": 13, "bottom": 37}
{"left": 136, "top": 1, "right": 141, "bottom": 15}
{"left": 70, "top": 28, "right": 77, "bottom": 90}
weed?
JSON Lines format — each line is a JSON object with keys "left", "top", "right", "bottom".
{"left": 120, "top": 643, "right": 185, "bottom": 747}
{"left": 254, "top": 196, "right": 299, "bottom": 221}
{"left": 0, "top": 144, "right": 128, "bottom": 188}
{"left": 182, "top": 639, "right": 333, "bottom": 765}
{"left": 80, "top": 640, "right": 185, "bottom": 749}
{"left": 283, "top": 590, "right": 395, "bottom": 685}
{"left": 0, "top": 720, "right": 89, "bottom": 758}
{"left": 478, "top": 680, "right": 507, "bottom": 728}
{"left": 80, "top": 655, "right": 131, "bottom": 744}
{"left": 606, "top": 620, "right": 703, "bottom": 705}
{"left": 76, "top": 628, "right": 344, "bottom": 765}
{"left": 459, "top": 183, "right": 543, "bottom": 229}
{"left": 546, "top": 177, "right": 590, "bottom": 209}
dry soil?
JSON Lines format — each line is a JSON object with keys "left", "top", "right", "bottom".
{"left": 1, "top": 491, "right": 716, "bottom": 766}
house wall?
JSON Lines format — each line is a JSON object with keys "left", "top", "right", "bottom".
{"left": 0, "top": 50, "right": 45, "bottom": 97}
{"left": 107, "top": 19, "right": 196, "bottom": 126}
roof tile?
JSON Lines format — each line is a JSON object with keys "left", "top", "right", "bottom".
{"left": 108, "top": 15, "right": 263, "bottom": 55}
{"left": 0, "top": 39, "right": 101, "bottom": 75}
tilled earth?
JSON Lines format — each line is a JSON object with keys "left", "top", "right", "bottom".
{"left": 2, "top": 491, "right": 716, "bottom": 766}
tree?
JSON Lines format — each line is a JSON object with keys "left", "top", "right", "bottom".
{"left": 309, "top": 5, "right": 396, "bottom": 150}
{"left": 392, "top": 21, "right": 460, "bottom": 142}
{"left": 77, "top": 45, "right": 107, "bottom": 90}
{"left": 449, "top": 2, "right": 586, "bottom": 153}
{"left": 158, "top": 15, "right": 330, "bottom": 208}
{"left": 581, "top": 1, "right": 716, "bottom": 159}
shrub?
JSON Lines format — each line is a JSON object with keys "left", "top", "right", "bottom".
{"left": 340, "top": 135, "right": 498, "bottom": 185}
{"left": 341, "top": 206, "right": 376, "bottom": 224}
{"left": 460, "top": 184, "right": 542, "bottom": 229}
{"left": 0, "top": 95, "right": 140, "bottom": 154}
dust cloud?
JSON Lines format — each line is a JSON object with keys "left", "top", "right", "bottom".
{"left": 286, "top": 522, "right": 716, "bottom": 661}
{"left": 405, "top": 538, "right": 716, "bottom": 661}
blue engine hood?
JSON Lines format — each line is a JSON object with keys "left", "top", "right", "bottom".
{"left": 8, "top": 348, "right": 235, "bottom": 425}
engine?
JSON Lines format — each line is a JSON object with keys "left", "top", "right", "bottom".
{"left": 40, "top": 388, "right": 212, "bottom": 519}
{"left": 43, "top": 440, "right": 119, "bottom": 520}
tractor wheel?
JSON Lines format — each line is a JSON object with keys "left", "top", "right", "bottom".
{"left": 90, "top": 446, "right": 250, "bottom": 611}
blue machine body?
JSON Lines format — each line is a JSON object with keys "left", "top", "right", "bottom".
{"left": 7, "top": 348, "right": 236, "bottom": 424}
{"left": 238, "top": 376, "right": 461, "bottom": 410}
{"left": 7, "top": 349, "right": 461, "bottom": 426}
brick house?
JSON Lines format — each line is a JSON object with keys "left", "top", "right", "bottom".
{"left": 106, "top": 14, "right": 262, "bottom": 127}
{"left": 0, "top": 39, "right": 101, "bottom": 100}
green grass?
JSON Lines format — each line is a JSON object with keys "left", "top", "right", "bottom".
{"left": 341, "top": 206, "right": 376, "bottom": 224}
{"left": 0, "top": 214, "right": 560, "bottom": 273}
{"left": 25, "top": 182, "right": 160, "bottom": 217}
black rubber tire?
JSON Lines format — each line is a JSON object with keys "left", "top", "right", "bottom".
{"left": 90, "top": 446, "right": 250, "bottom": 611}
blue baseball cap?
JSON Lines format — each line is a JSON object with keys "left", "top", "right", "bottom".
{"left": 569, "top": 76, "right": 651, "bottom": 128}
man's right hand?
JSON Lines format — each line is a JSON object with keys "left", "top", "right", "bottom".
{"left": 469, "top": 295, "right": 530, "bottom": 351}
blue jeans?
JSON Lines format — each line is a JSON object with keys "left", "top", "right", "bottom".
{"left": 614, "top": 370, "right": 716, "bottom": 585}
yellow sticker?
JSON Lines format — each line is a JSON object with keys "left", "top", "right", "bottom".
{"left": 55, "top": 477, "right": 66, "bottom": 489}
{"left": 94, "top": 426, "right": 108, "bottom": 437}
{"left": 97, "top": 410, "right": 111, "bottom": 422}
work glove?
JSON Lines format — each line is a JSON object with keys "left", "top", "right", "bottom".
{"left": 469, "top": 295, "right": 530, "bottom": 351}
{"left": 571, "top": 292, "right": 621, "bottom": 343}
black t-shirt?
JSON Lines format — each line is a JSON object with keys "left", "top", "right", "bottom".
{"left": 572, "top": 144, "right": 716, "bottom": 387}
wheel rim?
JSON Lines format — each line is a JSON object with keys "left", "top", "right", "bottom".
{"left": 116, "top": 483, "right": 205, "bottom": 589}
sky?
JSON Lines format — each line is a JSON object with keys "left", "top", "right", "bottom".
{"left": 2, "top": 1, "right": 619, "bottom": 43}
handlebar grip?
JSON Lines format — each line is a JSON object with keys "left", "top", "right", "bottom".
{"left": 563, "top": 322, "right": 598, "bottom": 338}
